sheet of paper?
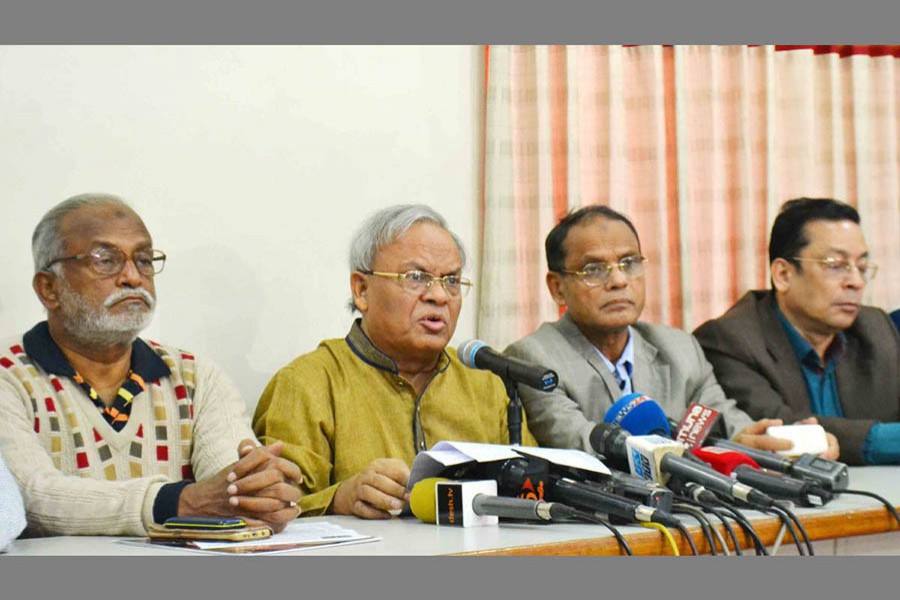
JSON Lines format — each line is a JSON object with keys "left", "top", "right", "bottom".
{"left": 513, "top": 446, "right": 611, "bottom": 475}
{"left": 122, "top": 521, "right": 380, "bottom": 555}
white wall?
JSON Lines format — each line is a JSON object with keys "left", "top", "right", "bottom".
{"left": 0, "top": 45, "right": 483, "bottom": 411}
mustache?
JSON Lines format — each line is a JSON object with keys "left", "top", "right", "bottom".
{"left": 103, "top": 288, "right": 155, "bottom": 309}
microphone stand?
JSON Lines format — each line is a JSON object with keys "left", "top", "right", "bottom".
{"left": 503, "top": 378, "right": 523, "bottom": 446}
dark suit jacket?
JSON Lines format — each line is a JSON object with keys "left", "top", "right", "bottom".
{"left": 694, "top": 290, "right": 900, "bottom": 465}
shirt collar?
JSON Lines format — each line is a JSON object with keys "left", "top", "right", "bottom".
{"left": 22, "top": 320, "right": 171, "bottom": 382}
{"left": 775, "top": 306, "right": 846, "bottom": 367}
{"left": 595, "top": 326, "right": 635, "bottom": 376}
{"left": 344, "top": 318, "right": 451, "bottom": 375}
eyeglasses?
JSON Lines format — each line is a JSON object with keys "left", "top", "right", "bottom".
{"left": 557, "top": 255, "right": 647, "bottom": 286}
{"left": 790, "top": 256, "right": 878, "bottom": 282}
{"left": 361, "top": 270, "right": 473, "bottom": 297}
{"left": 43, "top": 247, "right": 167, "bottom": 277}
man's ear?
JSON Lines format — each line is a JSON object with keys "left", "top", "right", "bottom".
{"left": 33, "top": 271, "right": 62, "bottom": 311}
{"left": 770, "top": 258, "right": 793, "bottom": 293}
{"left": 546, "top": 271, "right": 567, "bottom": 308}
{"left": 350, "top": 271, "right": 369, "bottom": 313}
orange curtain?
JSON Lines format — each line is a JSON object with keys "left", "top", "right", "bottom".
{"left": 477, "top": 45, "right": 900, "bottom": 348}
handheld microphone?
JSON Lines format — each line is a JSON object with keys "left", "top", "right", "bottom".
{"left": 671, "top": 404, "right": 722, "bottom": 449}
{"left": 456, "top": 454, "right": 679, "bottom": 527}
{"left": 691, "top": 447, "right": 833, "bottom": 507}
{"left": 713, "top": 439, "right": 849, "bottom": 492}
{"left": 589, "top": 422, "right": 775, "bottom": 508}
{"left": 547, "top": 474, "right": 681, "bottom": 527}
{"left": 669, "top": 402, "right": 849, "bottom": 492}
{"left": 457, "top": 339, "right": 559, "bottom": 391}
{"left": 409, "top": 478, "right": 578, "bottom": 526}
{"left": 603, "top": 393, "right": 671, "bottom": 437}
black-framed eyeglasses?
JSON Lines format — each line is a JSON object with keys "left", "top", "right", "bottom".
{"left": 43, "top": 246, "right": 167, "bottom": 277}
{"left": 361, "top": 270, "right": 473, "bottom": 297}
{"left": 556, "top": 255, "right": 647, "bottom": 286}
{"left": 790, "top": 256, "right": 878, "bottom": 282}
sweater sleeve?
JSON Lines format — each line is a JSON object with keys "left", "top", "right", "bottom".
{"left": 187, "top": 357, "right": 258, "bottom": 482}
{"left": 0, "top": 376, "right": 168, "bottom": 537}
{"left": 0, "top": 450, "right": 27, "bottom": 551}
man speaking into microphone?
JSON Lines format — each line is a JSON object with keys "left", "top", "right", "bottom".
{"left": 254, "top": 205, "right": 535, "bottom": 520}
{"left": 505, "top": 205, "right": 816, "bottom": 456}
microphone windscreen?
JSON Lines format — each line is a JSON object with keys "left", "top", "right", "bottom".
{"left": 408, "top": 477, "right": 449, "bottom": 524}
{"left": 603, "top": 394, "right": 672, "bottom": 437}
{"left": 457, "top": 339, "right": 487, "bottom": 369}
{"left": 691, "top": 447, "right": 760, "bottom": 476}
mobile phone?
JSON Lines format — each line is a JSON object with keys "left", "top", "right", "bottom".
{"left": 163, "top": 516, "right": 247, "bottom": 530}
{"left": 148, "top": 524, "right": 272, "bottom": 542}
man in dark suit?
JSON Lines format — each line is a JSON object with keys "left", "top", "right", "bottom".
{"left": 695, "top": 198, "right": 900, "bottom": 465}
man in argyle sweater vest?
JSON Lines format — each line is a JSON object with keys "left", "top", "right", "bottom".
{"left": 0, "top": 193, "right": 301, "bottom": 537}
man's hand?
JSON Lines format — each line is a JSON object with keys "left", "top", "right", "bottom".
{"left": 794, "top": 417, "right": 841, "bottom": 461}
{"left": 733, "top": 418, "right": 794, "bottom": 452}
{"left": 331, "top": 458, "right": 410, "bottom": 519}
{"left": 177, "top": 439, "right": 302, "bottom": 532}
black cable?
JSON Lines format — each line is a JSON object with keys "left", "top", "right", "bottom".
{"left": 571, "top": 509, "right": 633, "bottom": 555}
{"left": 675, "top": 493, "right": 742, "bottom": 556}
{"left": 764, "top": 504, "right": 806, "bottom": 555}
{"left": 708, "top": 498, "right": 769, "bottom": 556}
{"left": 673, "top": 504, "right": 718, "bottom": 555}
{"left": 775, "top": 500, "right": 814, "bottom": 556}
{"left": 704, "top": 505, "right": 743, "bottom": 556}
{"left": 673, "top": 522, "right": 700, "bottom": 556}
{"left": 837, "top": 489, "right": 900, "bottom": 527}
{"left": 703, "top": 507, "right": 740, "bottom": 555}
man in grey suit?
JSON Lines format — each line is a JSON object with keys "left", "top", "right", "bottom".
{"left": 695, "top": 198, "right": 899, "bottom": 465}
{"left": 505, "top": 205, "right": 834, "bottom": 458}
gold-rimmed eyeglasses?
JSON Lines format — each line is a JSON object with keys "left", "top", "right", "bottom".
{"left": 790, "top": 256, "right": 877, "bottom": 282}
{"left": 361, "top": 270, "right": 473, "bottom": 297}
{"left": 556, "top": 255, "right": 647, "bottom": 287}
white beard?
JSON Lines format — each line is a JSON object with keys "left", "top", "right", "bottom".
{"left": 57, "top": 282, "right": 156, "bottom": 348}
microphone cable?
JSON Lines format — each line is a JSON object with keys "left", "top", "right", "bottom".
{"left": 671, "top": 521, "right": 700, "bottom": 556}
{"left": 703, "top": 495, "right": 769, "bottom": 556}
{"left": 671, "top": 485, "right": 743, "bottom": 555}
{"left": 774, "top": 500, "right": 814, "bottom": 556}
{"left": 569, "top": 509, "right": 634, "bottom": 556}
{"left": 641, "top": 522, "right": 680, "bottom": 556}
{"left": 836, "top": 489, "right": 900, "bottom": 527}
{"left": 702, "top": 503, "right": 743, "bottom": 556}
{"left": 673, "top": 503, "right": 726, "bottom": 556}
{"left": 762, "top": 503, "right": 806, "bottom": 555}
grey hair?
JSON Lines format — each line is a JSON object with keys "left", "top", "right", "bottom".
{"left": 32, "top": 193, "right": 133, "bottom": 274}
{"left": 347, "top": 204, "right": 467, "bottom": 312}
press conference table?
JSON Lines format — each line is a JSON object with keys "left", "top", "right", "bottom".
{"left": 7, "top": 466, "right": 900, "bottom": 556}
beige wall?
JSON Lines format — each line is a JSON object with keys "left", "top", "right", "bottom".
{"left": 0, "top": 45, "right": 483, "bottom": 411}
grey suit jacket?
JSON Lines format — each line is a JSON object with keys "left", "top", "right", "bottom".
{"left": 694, "top": 290, "right": 900, "bottom": 466}
{"left": 504, "top": 313, "right": 753, "bottom": 455}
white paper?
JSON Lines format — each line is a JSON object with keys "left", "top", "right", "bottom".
{"left": 125, "top": 521, "right": 379, "bottom": 555}
{"left": 513, "top": 446, "right": 611, "bottom": 475}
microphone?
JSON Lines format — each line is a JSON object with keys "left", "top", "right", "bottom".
{"left": 603, "top": 393, "right": 671, "bottom": 437}
{"left": 626, "top": 435, "right": 774, "bottom": 507}
{"left": 713, "top": 439, "right": 849, "bottom": 492}
{"left": 668, "top": 402, "right": 849, "bottom": 492}
{"left": 671, "top": 404, "right": 722, "bottom": 449}
{"left": 457, "top": 454, "right": 679, "bottom": 527}
{"left": 546, "top": 474, "right": 681, "bottom": 527}
{"left": 589, "top": 422, "right": 775, "bottom": 508}
{"left": 457, "top": 339, "right": 559, "bottom": 391}
{"left": 691, "top": 447, "right": 833, "bottom": 507}
{"left": 409, "top": 477, "right": 578, "bottom": 526}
